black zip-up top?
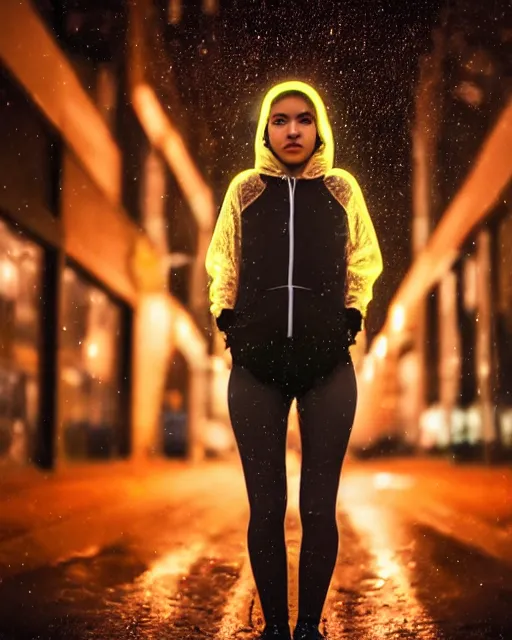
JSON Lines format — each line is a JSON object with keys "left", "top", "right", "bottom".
{"left": 237, "top": 174, "right": 348, "bottom": 341}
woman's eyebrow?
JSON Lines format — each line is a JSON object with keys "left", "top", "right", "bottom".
{"left": 270, "top": 111, "right": 314, "bottom": 119}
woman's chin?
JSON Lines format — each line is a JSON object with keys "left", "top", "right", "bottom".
{"left": 279, "top": 156, "right": 307, "bottom": 170}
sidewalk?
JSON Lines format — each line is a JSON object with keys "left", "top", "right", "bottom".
{"left": 0, "top": 457, "right": 238, "bottom": 579}
{"left": 347, "top": 455, "right": 512, "bottom": 527}
{"left": 0, "top": 455, "right": 511, "bottom": 579}
{"left": 344, "top": 456, "right": 512, "bottom": 564}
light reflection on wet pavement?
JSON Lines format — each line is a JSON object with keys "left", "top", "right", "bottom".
{"left": 0, "top": 461, "right": 511, "bottom": 639}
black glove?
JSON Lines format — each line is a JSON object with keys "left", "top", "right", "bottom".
{"left": 216, "top": 308, "right": 236, "bottom": 332}
{"left": 346, "top": 307, "right": 363, "bottom": 345}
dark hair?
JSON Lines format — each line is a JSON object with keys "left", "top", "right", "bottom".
{"left": 269, "top": 90, "right": 317, "bottom": 115}
{"left": 264, "top": 90, "right": 322, "bottom": 151}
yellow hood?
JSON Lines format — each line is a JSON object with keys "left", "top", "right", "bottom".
{"left": 254, "top": 80, "right": 334, "bottom": 179}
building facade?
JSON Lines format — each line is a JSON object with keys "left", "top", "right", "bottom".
{"left": 352, "top": 0, "right": 512, "bottom": 461}
{"left": 0, "top": 0, "right": 217, "bottom": 469}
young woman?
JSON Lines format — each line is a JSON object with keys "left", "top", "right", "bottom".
{"left": 205, "top": 80, "right": 383, "bottom": 640}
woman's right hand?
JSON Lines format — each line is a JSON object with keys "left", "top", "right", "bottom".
{"left": 346, "top": 307, "right": 363, "bottom": 345}
{"left": 216, "top": 308, "right": 236, "bottom": 332}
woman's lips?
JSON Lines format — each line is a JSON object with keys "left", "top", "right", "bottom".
{"left": 284, "top": 144, "right": 302, "bottom": 151}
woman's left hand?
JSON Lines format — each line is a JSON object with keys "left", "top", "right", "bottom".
{"left": 346, "top": 307, "right": 362, "bottom": 345}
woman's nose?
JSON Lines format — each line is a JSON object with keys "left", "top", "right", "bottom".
{"left": 288, "top": 122, "right": 299, "bottom": 137}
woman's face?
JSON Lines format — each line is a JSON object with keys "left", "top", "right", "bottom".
{"left": 267, "top": 95, "right": 318, "bottom": 169}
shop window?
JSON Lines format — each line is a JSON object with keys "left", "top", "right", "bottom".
{"left": 60, "top": 267, "right": 125, "bottom": 460}
{"left": 0, "top": 219, "right": 42, "bottom": 464}
{"left": 455, "top": 255, "right": 477, "bottom": 407}
{"left": 161, "top": 350, "right": 189, "bottom": 458}
{"left": 493, "top": 212, "right": 512, "bottom": 407}
{"left": 425, "top": 288, "right": 440, "bottom": 405}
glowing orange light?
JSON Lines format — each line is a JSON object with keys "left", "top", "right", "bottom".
{"left": 363, "top": 356, "right": 375, "bottom": 382}
{"left": 132, "top": 84, "right": 214, "bottom": 233}
{"left": 86, "top": 342, "right": 99, "bottom": 359}
{"left": 0, "top": 258, "right": 17, "bottom": 298}
{"left": 391, "top": 304, "right": 405, "bottom": 332}
{"left": 374, "top": 335, "right": 388, "bottom": 360}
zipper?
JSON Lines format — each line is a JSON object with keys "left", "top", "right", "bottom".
{"left": 286, "top": 177, "right": 297, "bottom": 338}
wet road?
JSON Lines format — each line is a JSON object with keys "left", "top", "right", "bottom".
{"left": 0, "top": 458, "right": 511, "bottom": 640}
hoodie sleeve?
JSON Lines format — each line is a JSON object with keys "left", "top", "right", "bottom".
{"left": 205, "top": 178, "right": 241, "bottom": 318}
{"left": 344, "top": 176, "right": 383, "bottom": 318}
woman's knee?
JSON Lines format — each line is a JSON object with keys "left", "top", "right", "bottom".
{"left": 299, "top": 504, "right": 337, "bottom": 533}
{"left": 250, "top": 494, "right": 288, "bottom": 527}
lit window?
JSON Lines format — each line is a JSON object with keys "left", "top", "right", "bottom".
{"left": 60, "top": 267, "right": 125, "bottom": 460}
{"left": 0, "top": 219, "right": 42, "bottom": 464}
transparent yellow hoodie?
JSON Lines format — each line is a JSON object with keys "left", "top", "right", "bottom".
{"left": 205, "top": 80, "right": 383, "bottom": 321}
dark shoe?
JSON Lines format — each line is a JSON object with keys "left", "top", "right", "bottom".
{"left": 293, "top": 621, "right": 324, "bottom": 640}
{"left": 259, "top": 623, "right": 292, "bottom": 639}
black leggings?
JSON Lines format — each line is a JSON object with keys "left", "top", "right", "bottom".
{"left": 228, "top": 359, "right": 357, "bottom": 627}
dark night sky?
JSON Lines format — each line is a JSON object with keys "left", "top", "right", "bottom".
{"left": 174, "top": 0, "right": 445, "bottom": 336}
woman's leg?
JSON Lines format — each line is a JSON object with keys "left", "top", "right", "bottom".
{"left": 295, "top": 361, "right": 358, "bottom": 625}
{"left": 228, "top": 364, "right": 293, "bottom": 626}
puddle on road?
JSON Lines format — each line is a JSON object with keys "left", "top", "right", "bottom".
{"left": 408, "top": 522, "right": 512, "bottom": 640}
{"left": 344, "top": 503, "right": 437, "bottom": 638}
{"left": 324, "top": 492, "right": 441, "bottom": 640}
{"left": 0, "top": 543, "right": 149, "bottom": 639}
{"left": 85, "top": 529, "right": 249, "bottom": 639}
{"left": 328, "top": 476, "right": 512, "bottom": 640}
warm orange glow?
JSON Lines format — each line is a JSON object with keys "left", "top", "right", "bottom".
{"left": 362, "top": 356, "right": 375, "bottom": 382}
{"left": 374, "top": 335, "right": 388, "bottom": 360}
{"left": 86, "top": 342, "right": 99, "bottom": 359}
{"left": 168, "top": 0, "right": 182, "bottom": 24}
{"left": 0, "top": 257, "right": 17, "bottom": 297}
{"left": 174, "top": 316, "right": 190, "bottom": 342}
{"left": 0, "top": 258, "right": 15, "bottom": 282}
{"left": 390, "top": 304, "right": 405, "bottom": 332}
{"left": 389, "top": 98, "right": 512, "bottom": 331}
{"left": 127, "top": 543, "right": 207, "bottom": 621}
{"left": 132, "top": 84, "right": 214, "bottom": 233}
{"left": 342, "top": 476, "right": 429, "bottom": 634}
{"left": 173, "top": 310, "right": 207, "bottom": 365}
{"left": 148, "top": 296, "right": 174, "bottom": 334}
{"left": 132, "top": 294, "right": 175, "bottom": 458}
{"left": 212, "top": 356, "right": 226, "bottom": 373}
{"left": 202, "top": 0, "right": 218, "bottom": 14}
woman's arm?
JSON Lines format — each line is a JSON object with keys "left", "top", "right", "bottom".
{"left": 344, "top": 175, "right": 383, "bottom": 320}
{"left": 205, "top": 178, "right": 241, "bottom": 321}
